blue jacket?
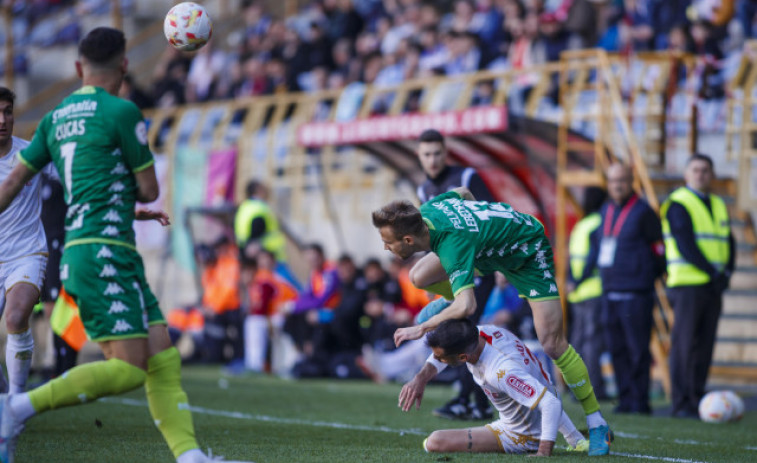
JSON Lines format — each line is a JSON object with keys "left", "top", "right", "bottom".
{"left": 582, "top": 194, "right": 665, "bottom": 293}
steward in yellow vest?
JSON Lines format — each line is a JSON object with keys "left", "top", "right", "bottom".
{"left": 234, "top": 181, "right": 287, "bottom": 262}
{"left": 568, "top": 212, "right": 602, "bottom": 303}
{"left": 661, "top": 154, "right": 734, "bottom": 419}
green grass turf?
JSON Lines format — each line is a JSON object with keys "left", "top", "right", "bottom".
{"left": 17, "top": 366, "right": 757, "bottom": 462}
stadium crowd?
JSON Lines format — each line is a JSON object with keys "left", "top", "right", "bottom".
{"left": 142, "top": 0, "right": 757, "bottom": 113}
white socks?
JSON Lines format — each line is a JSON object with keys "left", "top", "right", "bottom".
{"left": 176, "top": 448, "right": 205, "bottom": 463}
{"left": 9, "top": 393, "right": 35, "bottom": 423}
{"left": 6, "top": 329, "right": 34, "bottom": 394}
{"left": 586, "top": 410, "right": 607, "bottom": 429}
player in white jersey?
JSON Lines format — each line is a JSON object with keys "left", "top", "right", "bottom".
{"left": 399, "top": 318, "right": 587, "bottom": 456}
{"left": 0, "top": 87, "right": 53, "bottom": 395}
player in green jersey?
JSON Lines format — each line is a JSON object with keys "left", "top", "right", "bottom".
{"left": 372, "top": 189, "right": 612, "bottom": 456}
{"left": 0, "top": 28, "right": 250, "bottom": 463}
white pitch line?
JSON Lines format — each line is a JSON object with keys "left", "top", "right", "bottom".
{"left": 101, "top": 397, "right": 428, "bottom": 436}
{"left": 613, "top": 453, "right": 710, "bottom": 463}
{"left": 101, "top": 398, "right": 742, "bottom": 461}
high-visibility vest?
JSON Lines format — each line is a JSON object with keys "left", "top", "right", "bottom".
{"left": 50, "top": 286, "right": 88, "bottom": 352}
{"left": 567, "top": 213, "right": 603, "bottom": 303}
{"left": 661, "top": 187, "right": 731, "bottom": 287}
{"left": 234, "top": 199, "right": 287, "bottom": 261}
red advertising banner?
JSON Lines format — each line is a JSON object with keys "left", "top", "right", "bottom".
{"left": 297, "top": 106, "right": 507, "bottom": 148}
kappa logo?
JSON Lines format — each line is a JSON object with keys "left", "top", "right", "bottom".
{"left": 110, "top": 163, "right": 128, "bottom": 175}
{"left": 100, "top": 264, "right": 117, "bottom": 278}
{"left": 108, "top": 181, "right": 125, "bottom": 192}
{"left": 104, "top": 282, "right": 124, "bottom": 296}
{"left": 496, "top": 369, "right": 507, "bottom": 380}
{"left": 103, "top": 209, "right": 123, "bottom": 223}
{"left": 543, "top": 270, "right": 553, "bottom": 279}
{"left": 101, "top": 225, "right": 119, "bottom": 237}
{"left": 549, "top": 283, "right": 558, "bottom": 293}
{"left": 529, "top": 289, "right": 539, "bottom": 297}
{"left": 61, "top": 264, "right": 69, "bottom": 280}
{"left": 111, "top": 319, "right": 134, "bottom": 333}
{"left": 506, "top": 375, "right": 536, "bottom": 398}
{"left": 108, "top": 300, "right": 128, "bottom": 314}
{"left": 97, "top": 246, "right": 113, "bottom": 259}
{"left": 111, "top": 148, "right": 122, "bottom": 156}
{"left": 108, "top": 194, "right": 124, "bottom": 206}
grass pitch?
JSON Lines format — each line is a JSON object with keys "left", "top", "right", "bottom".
{"left": 17, "top": 366, "right": 756, "bottom": 462}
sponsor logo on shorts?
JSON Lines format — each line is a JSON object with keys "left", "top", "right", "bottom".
{"left": 449, "top": 269, "right": 469, "bottom": 284}
{"left": 97, "top": 246, "right": 113, "bottom": 259}
{"left": 103, "top": 209, "right": 123, "bottom": 223}
{"left": 506, "top": 375, "right": 536, "bottom": 398}
{"left": 109, "top": 301, "right": 128, "bottom": 314}
{"left": 104, "top": 283, "right": 125, "bottom": 296}
{"left": 100, "top": 264, "right": 117, "bottom": 278}
{"left": 101, "top": 225, "right": 119, "bottom": 237}
{"left": 529, "top": 289, "right": 539, "bottom": 297}
{"left": 112, "top": 319, "right": 134, "bottom": 333}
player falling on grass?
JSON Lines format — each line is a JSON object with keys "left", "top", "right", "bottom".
{"left": 0, "top": 28, "right": 251, "bottom": 463}
{"left": 372, "top": 188, "right": 612, "bottom": 456}
{"left": 0, "top": 87, "right": 58, "bottom": 397}
{"left": 402, "top": 318, "right": 588, "bottom": 456}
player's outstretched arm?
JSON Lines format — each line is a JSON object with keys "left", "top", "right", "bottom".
{"left": 135, "top": 208, "right": 171, "bottom": 226}
{"left": 394, "top": 288, "right": 476, "bottom": 347}
{"left": 0, "top": 163, "right": 36, "bottom": 213}
{"left": 398, "top": 362, "right": 438, "bottom": 412}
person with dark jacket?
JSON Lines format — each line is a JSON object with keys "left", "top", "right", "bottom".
{"left": 582, "top": 163, "right": 665, "bottom": 415}
{"left": 416, "top": 128, "right": 495, "bottom": 421}
{"left": 661, "top": 154, "right": 734, "bottom": 419}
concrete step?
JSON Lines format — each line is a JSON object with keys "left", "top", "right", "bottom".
{"left": 730, "top": 266, "right": 757, "bottom": 290}
{"left": 713, "top": 340, "right": 757, "bottom": 364}
{"left": 717, "top": 313, "right": 757, "bottom": 338}
{"left": 723, "top": 289, "right": 757, "bottom": 313}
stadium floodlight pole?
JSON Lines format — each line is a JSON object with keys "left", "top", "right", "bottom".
{"left": 2, "top": 4, "right": 13, "bottom": 89}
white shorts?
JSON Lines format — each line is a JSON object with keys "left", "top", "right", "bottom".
{"left": 485, "top": 421, "right": 540, "bottom": 454}
{"left": 0, "top": 254, "right": 47, "bottom": 316}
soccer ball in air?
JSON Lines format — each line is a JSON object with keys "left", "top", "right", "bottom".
{"left": 698, "top": 390, "right": 744, "bottom": 423}
{"left": 164, "top": 2, "right": 213, "bottom": 52}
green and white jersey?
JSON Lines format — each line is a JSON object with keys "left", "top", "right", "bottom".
{"left": 420, "top": 190, "right": 556, "bottom": 299}
{"left": 19, "top": 86, "right": 154, "bottom": 250}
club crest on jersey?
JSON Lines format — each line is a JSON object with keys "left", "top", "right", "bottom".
{"left": 506, "top": 375, "right": 535, "bottom": 398}
{"left": 493, "top": 331, "right": 502, "bottom": 339}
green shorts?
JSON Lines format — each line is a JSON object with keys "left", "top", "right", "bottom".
{"left": 61, "top": 243, "right": 165, "bottom": 342}
{"left": 482, "top": 233, "right": 560, "bottom": 302}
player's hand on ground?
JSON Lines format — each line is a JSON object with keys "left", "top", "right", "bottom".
{"left": 398, "top": 378, "right": 426, "bottom": 412}
{"left": 394, "top": 325, "right": 424, "bottom": 347}
{"left": 135, "top": 208, "right": 170, "bottom": 226}
{"left": 531, "top": 440, "right": 554, "bottom": 457}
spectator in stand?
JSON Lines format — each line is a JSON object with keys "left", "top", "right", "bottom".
{"left": 292, "top": 254, "right": 368, "bottom": 379}
{"left": 152, "top": 48, "right": 190, "bottom": 108}
{"left": 119, "top": 74, "right": 154, "bottom": 110}
{"left": 567, "top": 186, "right": 609, "bottom": 401}
{"left": 185, "top": 41, "right": 226, "bottom": 103}
{"left": 242, "top": 249, "right": 298, "bottom": 373}
{"left": 283, "top": 243, "right": 341, "bottom": 356}
{"left": 582, "top": 164, "right": 665, "bottom": 414}
{"left": 661, "top": 154, "right": 734, "bottom": 419}
{"left": 237, "top": 55, "right": 272, "bottom": 97}
{"left": 363, "top": 258, "right": 402, "bottom": 305}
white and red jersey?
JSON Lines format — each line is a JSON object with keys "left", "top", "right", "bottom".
{"left": 429, "top": 325, "right": 555, "bottom": 437}
{"left": 0, "top": 136, "right": 49, "bottom": 261}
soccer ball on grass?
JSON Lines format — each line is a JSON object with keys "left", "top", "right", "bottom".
{"left": 164, "top": 2, "right": 213, "bottom": 52}
{"left": 698, "top": 390, "right": 744, "bottom": 423}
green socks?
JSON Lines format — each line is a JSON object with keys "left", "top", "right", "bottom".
{"left": 145, "top": 347, "right": 199, "bottom": 459}
{"left": 28, "top": 358, "right": 146, "bottom": 412}
{"left": 423, "top": 280, "right": 455, "bottom": 300}
{"left": 554, "top": 345, "right": 600, "bottom": 415}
